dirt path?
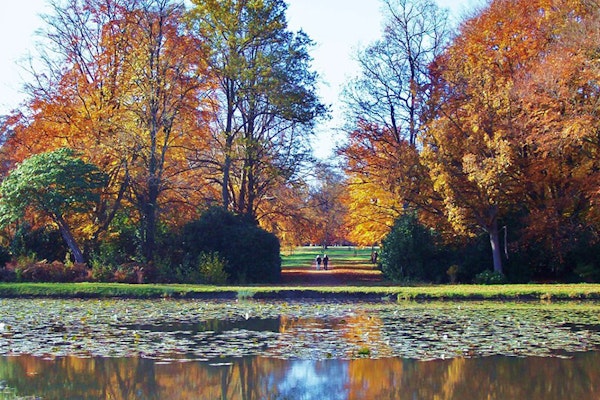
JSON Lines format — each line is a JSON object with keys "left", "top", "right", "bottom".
{"left": 281, "top": 265, "right": 384, "bottom": 286}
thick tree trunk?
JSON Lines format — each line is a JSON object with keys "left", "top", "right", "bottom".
{"left": 488, "top": 218, "right": 503, "bottom": 274}
{"left": 55, "top": 215, "right": 85, "bottom": 264}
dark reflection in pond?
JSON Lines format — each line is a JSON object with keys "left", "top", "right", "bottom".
{"left": 1, "top": 352, "right": 599, "bottom": 400}
{"left": 119, "top": 317, "right": 281, "bottom": 335}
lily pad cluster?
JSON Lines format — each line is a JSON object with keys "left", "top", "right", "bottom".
{"left": 1, "top": 299, "right": 599, "bottom": 361}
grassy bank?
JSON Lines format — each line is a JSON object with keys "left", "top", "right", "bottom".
{"left": 1, "top": 282, "right": 600, "bottom": 301}
{"left": 281, "top": 246, "right": 376, "bottom": 269}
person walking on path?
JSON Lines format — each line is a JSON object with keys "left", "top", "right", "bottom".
{"left": 316, "top": 255, "right": 322, "bottom": 270}
{"left": 323, "top": 254, "right": 329, "bottom": 270}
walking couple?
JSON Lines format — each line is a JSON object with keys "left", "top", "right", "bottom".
{"left": 315, "top": 254, "right": 329, "bottom": 270}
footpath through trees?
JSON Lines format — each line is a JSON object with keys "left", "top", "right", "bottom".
{"left": 281, "top": 247, "right": 383, "bottom": 285}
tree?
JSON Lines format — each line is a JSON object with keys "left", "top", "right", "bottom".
{"left": 341, "top": 122, "right": 439, "bottom": 246}
{"left": 1, "top": 0, "right": 214, "bottom": 262}
{"left": 305, "top": 163, "right": 348, "bottom": 247}
{"left": 255, "top": 178, "right": 313, "bottom": 249}
{"left": 343, "top": 0, "right": 450, "bottom": 146}
{"left": 511, "top": 0, "right": 600, "bottom": 273}
{"left": 340, "top": 0, "right": 450, "bottom": 245}
{"left": 422, "top": 0, "right": 583, "bottom": 274}
{"left": 0, "top": 148, "right": 107, "bottom": 263}
{"left": 188, "top": 0, "right": 326, "bottom": 222}
{"left": 121, "top": 0, "right": 213, "bottom": 260}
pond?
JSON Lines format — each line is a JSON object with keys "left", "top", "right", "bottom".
{"left": 0, "top": 299, "right": 599, "bottom": 399}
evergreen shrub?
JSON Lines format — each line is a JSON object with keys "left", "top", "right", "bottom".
{"left": 180, "top": 207, "right": 281, "bottom": 284}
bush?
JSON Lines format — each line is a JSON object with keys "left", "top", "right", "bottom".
{"left": 380, "top": 212, "right": 444, "bottom": 282}
{"left": 112, "top": 263, "right": 145, "bottom": 283}
{"left": 0, "top": 246, "right": 11, "bottom": 268}
{"left": 90, "top": 259, "right": 114, "bottom": 282}
{"left": 6, "top": 257, "right": 88, "bottom": 282}
{"left": 176, "top": 252, "right": 229, "bottom": 284}
{"left": 574, "top": 263, "right": 600, "bottom": 283}
{"left": 88, "top": 260, "right": 145, "bottom": 283}
{"left": 473, "top": 270, "right": 507, "bottom": 285}
{"left": 180, "top": 207, "right": 281, "bottom": 284}
{"left": 10, "top": 224, "right": 67, "bottom": 262}
{"left": 197, "top": 252, "right": 228, "bottom": 284}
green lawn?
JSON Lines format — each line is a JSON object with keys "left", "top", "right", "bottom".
{"left": 281, "top": 246, "right": 377, "bottom": 269}
{"left": 1, "top": 282, "right": 600, "bottom": 301}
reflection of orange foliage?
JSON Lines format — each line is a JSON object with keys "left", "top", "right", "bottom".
{"left": 439, "top": 357, "right": 465, "bottom": 399}
{"left": 342, "top": 312, "right": 383, "bottom": 351}
{"left": 346, "top": 359, "right": 403, "bottom": 400}
{"left": 6, "top": 352, "right": 600, "bottom": 399}
{"left": 279, "top": 314, "right": 294, "bottom": 334}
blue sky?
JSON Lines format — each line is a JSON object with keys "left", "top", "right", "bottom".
{"left": 0, "top": 0, "right": 472, "bottom": 156}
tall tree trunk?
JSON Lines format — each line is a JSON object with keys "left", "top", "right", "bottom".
{"left": 222, "top": 79, "right": 235, "bottom": 209}
{"left": 144, "top": 95, "right": 160, "bottom": 262}
{"left": 245, "top": 159, "right": 257, "bottom": 222}
{"left": 222, "top": 134, "right": 233, "bottom": 209}
{"left": 488, "top": 218, "right": 503, "bottom": 274}
{"left": 55, "top": 215, "right": 85, "bottom": 264}
{"left": 240, "top": 116, "right": 258, "bottom": 222}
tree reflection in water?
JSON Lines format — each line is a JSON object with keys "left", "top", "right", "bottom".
{"left": 0, "top": 352, "right": 599, "bottom": 399}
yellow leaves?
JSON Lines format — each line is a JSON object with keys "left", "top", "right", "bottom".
{"left": 461, "top": 131, "right": 514, "bottom": 200}
{"left": 343, "top": 177, "right": 401, "bottom": 246}
{"left": 561, "top": 116, "right": 593, "bottom": 144}
{"left": 421, "top": 0, "right": 545, "bottom": 238}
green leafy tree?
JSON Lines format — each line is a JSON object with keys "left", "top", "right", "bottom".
{"left": 0, "top": 148, "right": 107, "bottom": 263}
{"left": 188, "top": 0, "right": 326, "bottom": 221}
{"left": 380, "top": 212, "right": 441, "bottom": 281}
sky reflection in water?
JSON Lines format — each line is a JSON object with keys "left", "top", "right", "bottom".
{"left": 0, "top": 353, "right": 599, "bottom": 399}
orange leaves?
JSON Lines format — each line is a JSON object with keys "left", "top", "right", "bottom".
{"left": 422, "top": 0, "right": 600, "bottom": 271}
{"left": 340, "top": 122, "right": 428, "bottom": 245}
{"left": 420, "top": 0, "right": 587, "bottom": 272}
{"left": 510, "top": 0, "right": 600, "bottom": 252}
{"left": 0, "top": 0, "right": 217, "bottom": 260}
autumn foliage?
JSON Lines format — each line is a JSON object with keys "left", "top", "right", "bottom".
{"left": 0, "top": 0, "right": 323, "bottom": 281}
{"left": 342, "top": 0, "right": 600, "bottom": 281}
{"left": 1, "top": 0, "right": 600, "bottom": 283}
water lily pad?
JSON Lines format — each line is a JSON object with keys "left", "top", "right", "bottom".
{"left": 1, "top": 299, "right": 600, "bottom": 361}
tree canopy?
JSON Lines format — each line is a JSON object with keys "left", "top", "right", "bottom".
{"left": 341, "top": 0, "right": 600, "bottom": 281}
{"left": 0, "top": 148, "right": 107, "bottom": 263}
{"left": 0, "top": 0, "right": 324, "bottom": 269}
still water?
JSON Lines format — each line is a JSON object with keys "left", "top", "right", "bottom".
{"left": 0, "top": 352, "right": 599, "bottom": 399}
{"left": 0, "top": 299, "right": 599, "bottom": 399}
